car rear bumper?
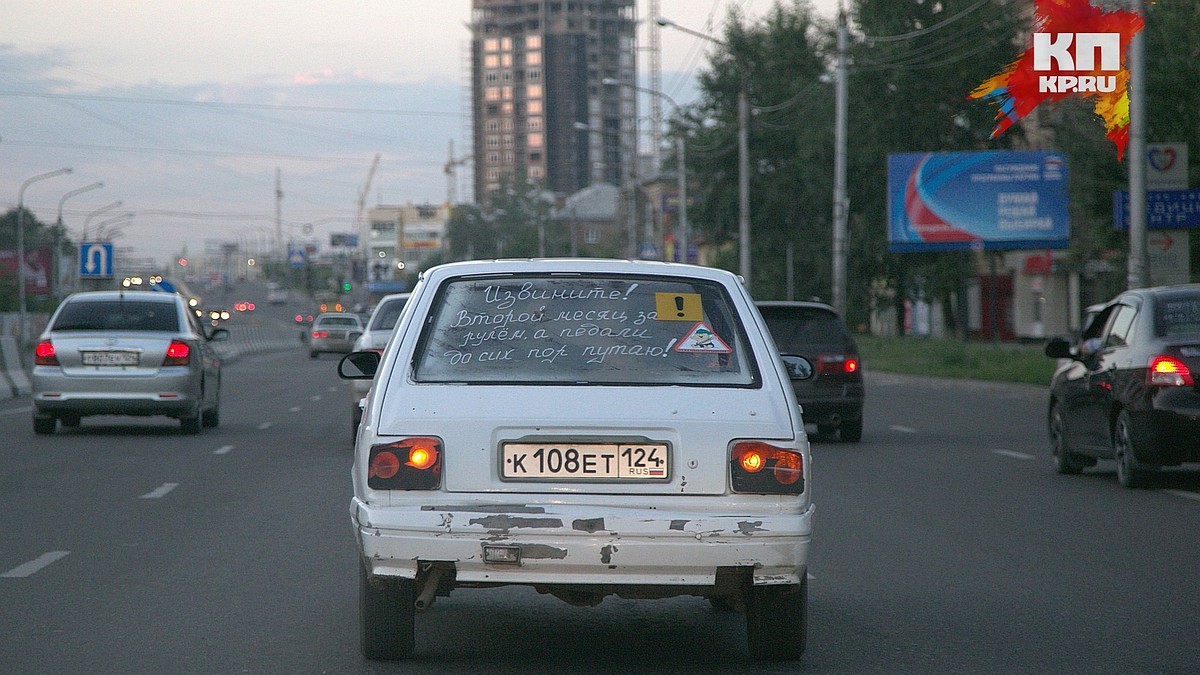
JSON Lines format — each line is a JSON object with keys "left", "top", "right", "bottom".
{"left": 32, "top": 368, "right": 200, "bottom": 416}
{"left": 352, "top": 498, "right": 814, "bottom": 587}
{"left": 1130, "top": 402, "right": 1200, "bottom": 465}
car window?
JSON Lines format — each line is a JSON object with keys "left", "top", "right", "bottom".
{"left": 52, "top": 300, "right": 181, "bottom": 331}
{"left": 757, "top": 306, "right": 849, "bottom": 352}
{"left": 369, "top": 298, "right": 408, "bottom": 331}
{"left": 319, "top": 316, "right": 360, "bottom": 327}
{"left": 1104, "top": 304, "right": 1137, "bottom": 348}
{"left": 1154, "top": 292, "right": 1200, "bottom": 338}
{"left": 411, "top": 274, "right": 759, "bottom": 386}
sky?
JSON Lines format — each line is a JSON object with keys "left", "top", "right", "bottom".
{"left": 1, "top": 1, "right": 841, "bottom": 267}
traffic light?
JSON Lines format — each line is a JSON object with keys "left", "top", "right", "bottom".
{"left": 342, "top": 281, "right": 353, "bottom": 292}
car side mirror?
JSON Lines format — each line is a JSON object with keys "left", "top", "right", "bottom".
{"left": 208, "top": 328, "right": 230, "bottom": 342}
{"left": 338, "top": 350, "right": 380, "bottom": 380}
{"left": 1044, "top": 337, "right": 1073, "bottom": 359}
{"left": 780, "top": 354, "right": 814, "bottom": 381}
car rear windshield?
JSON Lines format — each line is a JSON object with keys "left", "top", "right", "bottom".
{"left": 412, "top": 274, "right": 759, "bottom": 386}
{"left": 318, "top": 316, "right": 359, "bottom": 327}
{"left": 758, "top": 306, "right": 851, "bottom": 352}
{"left": 1155, "top": 292, "right": 1200, "bottom": 338}
{"left": 52, "top": 300, "right": 180, "bottom": 332}
{"left": 368, "top": 298, "right": 408, "bottom": 331}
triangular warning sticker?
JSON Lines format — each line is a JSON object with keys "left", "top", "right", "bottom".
{"left": 674, "top": 322, "right": 732, "bottom": 353}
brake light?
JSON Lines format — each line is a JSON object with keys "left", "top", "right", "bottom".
{"left": 312, "top": 330, "right": 328, "bottom": 339}
{"left": 730, "top": 441, "right": 805, "bottom": 493}
{"left": 1148, "top": 356, "right": 1193, "bottom": 387}
{"left": 818, "top": 353, "right": 859, "bottom": 376}
{"left": 162, "top": 340, "right": 191, "bottom": 366}
{"left": 367, "top": 437, "right": 443, "bottom": 490}
{"left": 35, "top": 340, "right": 58, "bottom": 366}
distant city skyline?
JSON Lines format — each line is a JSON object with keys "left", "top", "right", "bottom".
{"left": 1, "top": 1, "right": 841, "bottom": 264}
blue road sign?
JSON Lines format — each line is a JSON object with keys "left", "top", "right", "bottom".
{"left": 1113, "top": 189, "right": 1200, "bottom": 230}
{"left": 288, "top": 247, "right": 307, "bottom": 268}
{"left": 79, "top": 242, "right": 114, "bottom": 278}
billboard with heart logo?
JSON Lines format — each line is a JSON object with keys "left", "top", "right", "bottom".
{"left": 1147, "top": 143, "right": 1188, "bottom": 191}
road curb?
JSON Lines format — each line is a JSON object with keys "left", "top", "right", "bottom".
{"left": 0, "top": 336, "right": 31, "bottom": 399}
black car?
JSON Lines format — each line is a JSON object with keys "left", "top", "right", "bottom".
{"left": 756, "top": 301, "right": 864, "bottom": 442}
{"left": 1044, "top": 284, "right": 1200, "bottom": 488}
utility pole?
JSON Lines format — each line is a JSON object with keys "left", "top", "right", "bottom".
{"left": 1126, "top": 0, "right": 1148, "bottom": 289}
{"left": 275, "top": 168, "right": 284, "bottom": 261}
{"left": 831, "top": 4, "right": 849, "bottom": 317}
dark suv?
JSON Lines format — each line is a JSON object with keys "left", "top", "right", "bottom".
{"left": 756, "top": 301, "right": 865, "bottom": 442}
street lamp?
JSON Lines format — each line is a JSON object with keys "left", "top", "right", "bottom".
{"left": 603, "top": 78, "right": 689, "bottom": 264}
{"left": 656, "top": 16, "right": 750, "bottom": 286}
{"left": 16, "top": 167, "right": 73, "bottom": 348}
{"left": 94, "top": 213, "right": 135, "bottom": 241}
{"left": 82, "top": 200, "right": 123, "bottom": 240}
{"left": 55, "top": 182, "right": 104, "bottom": 298}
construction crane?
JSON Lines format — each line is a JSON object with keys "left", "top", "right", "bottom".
{"left": 443, "top": 140, "right": 472, "bottom": 207}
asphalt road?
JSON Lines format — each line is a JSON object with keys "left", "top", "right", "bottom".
{"left": 2, "top": 345, "right": 1199, "bottom": 673}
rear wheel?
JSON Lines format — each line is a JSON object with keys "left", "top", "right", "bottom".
{"left": 746, "top": 578, "right": 807, "bottom": 661}
{"left": 1050, "top": 404, "right": 1087, "bottom": 474}
{"left": 33, "top": 414, "right": 56, "bottom": 435}
{"left": 360, "top": 564, "right": 415, "bottom": 660}
{"left": 1115, "top": 410, "right": 1153, "bottom": 489}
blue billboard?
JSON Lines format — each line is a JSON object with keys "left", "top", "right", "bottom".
{"left": 1112, "top": 189, "right": 1200, "bottom": 230}
{"left": 887, "top": 151, "right": 1070, "bottom": 252}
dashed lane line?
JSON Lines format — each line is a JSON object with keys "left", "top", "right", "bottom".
{"left": 289, "top": 406, "right": 301, "bottom": 413}
{"left": 213, "top": 445, "right": 234, "bottom": 455}
{"left": 258, "top": 422, "right": 272, "bottom": 430}
{"left": 2, "top": 551, "right": 70, "bottom": 578}
{"left": 991, "top": 449, "right": 1035, "bottom": 460}
{"left": 890, "top": 425, "right": 917, "bottom": 434}
{"left": 310, "top": 395, "right": 323, "bottom": 401}
{"left": 139, "top": 483, "right": 179, "bottom": 499}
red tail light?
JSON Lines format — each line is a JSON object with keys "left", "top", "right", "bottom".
{"left": 1148, "top": 356, "right": 1193, "bottom": 386}
{"left": 730, "top": 441, "right": 805, "bottom": 494}
{"left": 312, "top": 330, "right": 328, "bottom": 339}
{"left": 817, "top": 353, "right": 859, "bottom": 376}
{"left": 35, "top": 340, "right": 59, "bottom": 366}
{"left": 367, "top": 437, "right": 443, "bottom": 490}
{"left": 162, "top": 340, "right": 191, "bottom": 366}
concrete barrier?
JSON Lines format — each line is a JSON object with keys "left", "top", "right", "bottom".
{"left": 0, "top": 336, "right": 31, "bottom": 399}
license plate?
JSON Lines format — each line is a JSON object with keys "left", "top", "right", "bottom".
{"left": 502, "top": 442, "right": 669, "bottom": 480}
{"left": 81, "top": 351, "right": 140, "bottom": 366}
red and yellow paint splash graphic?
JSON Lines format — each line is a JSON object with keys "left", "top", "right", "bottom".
{"left": 969, "top": 0, "right": 1144, "bottom": 159}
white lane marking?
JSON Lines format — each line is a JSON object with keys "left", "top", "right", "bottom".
{"left": 2, "top": 551, "right": 70, "bottom": 578}
{"left": 1162, "top": 489, "right": 1200, "bottom": 502}
{"left": 310, "top": 395, "right": 322, "bottom": 401}
{"left": 0, "top": 406, "right": 33, "bottom": 417}
{"left": 139, "top": 483, "right": 179, "bottom": 499}
{"left": 327, "top": 386, "right": 337, "bottom": 392}
{"left": 213, "top": 445, "right": 234, "bottom": 455}
{"left": 991, "top": 449, "right": 1035, "bottom": 460}
{"left": 258, "top": 422, "right": 272, "bottom": 430}
{"left": 807, "top": 572, "right": 816, "bottom": 580}
{"left": 288, "top": 406, "right": 301, "bottom": 413}
{"left": 890, "top": 425, "right": 917, "bottom": 434}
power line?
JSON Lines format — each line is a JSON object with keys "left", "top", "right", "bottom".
{"left": 860, "top": 0, "right": 993, "bottom": 43}
{"left": 0, "top": 89, "right": 463, "bottom": 117}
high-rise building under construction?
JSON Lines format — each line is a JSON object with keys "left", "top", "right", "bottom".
{"left": 470, "top": 0, "right": 638, "bottom": 202}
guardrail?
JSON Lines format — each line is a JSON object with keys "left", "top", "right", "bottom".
{"left": 0, "top": 336, "right": 33, "bottom": 400}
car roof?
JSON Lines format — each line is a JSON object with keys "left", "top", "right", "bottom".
{"left": 63, "top": 290, "right": 179, "bottom": 303}
{"left": 315, "top": 312, "right": 360, "bottom": 320}
{"left": 420, "top": 258, "right": 742, "bottom": 284}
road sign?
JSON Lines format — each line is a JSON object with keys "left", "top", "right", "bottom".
{"left": 288, "top": 247, "right": 307, "bottom": 268}
{"left": 79, "top": 242, "right": 114, "bottom": 278}
{"left": 1113, "top": 189, "right": 1200, "bottom": 230}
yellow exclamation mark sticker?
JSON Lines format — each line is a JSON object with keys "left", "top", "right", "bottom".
{"left": 654, "top": 292, "right": 702, "bottom": 321}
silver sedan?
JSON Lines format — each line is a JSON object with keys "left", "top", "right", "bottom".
{"left": 31, "top": 290, "right": 228, "bottom": 434}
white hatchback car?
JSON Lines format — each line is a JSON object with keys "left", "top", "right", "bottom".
{"left": 339, "top": 259, "right": 815, "bottom": 662}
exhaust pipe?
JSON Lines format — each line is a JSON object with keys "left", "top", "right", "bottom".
{"left": 414, "top": 566, "right": 445, "bottom": 611}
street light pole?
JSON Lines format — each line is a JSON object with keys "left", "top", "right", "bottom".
{"left": 82, "top": 200, "right": 123, "bottom": 241}
{"left": 656, "top": 16, "right": 750, "bottom": 284}
{"left": 603, "top": 79, "right": 689, "bottom": 264}
{"left": 831, "top": 6, "right": 850, "bottom": 317}
{"left": 16, "top": 167, "right": 73, "bottom": 349}
{"left": 55, "top": 182, "right": 104, "bottom": 298}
